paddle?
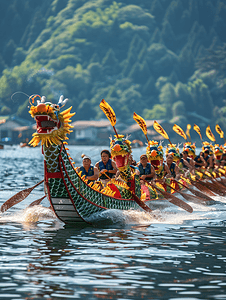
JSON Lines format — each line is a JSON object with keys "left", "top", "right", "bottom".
{"left": 215, "top": 124, "right": 226, "bottom": 143}
{"left": 194, "top": 172, "right": 225, "bottom": 196}
{"left": 164, "top": 180, "right": 212, "bottom": 205}
{"left": 143, "top": 180, "right": 193, "bottom": 213}
{"left": 28, "top": 196, "right": 46, "bottom": 207}
{"left": 176, "top": 178, "right": 215, "bottom": 202}
{"left": 162, "top": 182, "right": 205, "bottom": 203}
{"left": 190, "top": 179, "right": 216, "bottom": 196}
{"left": 1, "top": 180, "right": 44, "bottom": 213}
{"left": 197, "top": 170, "right": 226, "bottom": 195}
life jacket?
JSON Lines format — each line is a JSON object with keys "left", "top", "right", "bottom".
{"left": 194, "top": 155, "right": 202, "bottom": 168}
{"left": 138, "top": 162, "right": 152, "bottom": 176}
{"left": 80, "top": 165, "right": 94, "bottom": 183}
{"left": 180, "top": 157, "right": 191, "bottom": 169}
{"left": 169, "top": 162, "right": 176, "bottom": 178}
{"left": 98, "top": 159, "right": 114, "bottom": 179}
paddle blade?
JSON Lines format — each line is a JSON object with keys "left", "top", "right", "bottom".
{"left": 192, "top": 181, "right": 215, "bottom": 196}
{"left": 153, "top": 184, "right": 193, "bottom": 213}
{"left": 186, "top": 124, "right": 191, "bottom": 140}
{"left": 153, "top": 121, "right": 169, "bottom": 140}
{"left": 133, "top": 112, "right": 148, "bottom": 135}
{"left": 1, "top": 188, "right": 33, "bottom": 212}
{"left": 206, "top": 125, "right": 216, "bottom": 142}
{"left": 132, "top": 193, "right": 153, "bottom": 213}
{"left": 161, "top": 189, "right": 193, "bottom": 213}
{"left": 194, "top": 124, "right": 202, "bottom": 141}
{"left": 173, "top": 124, "right": 187, "bottom": 140}
{"left": 179, "top": 191, "right": 207, "bottom": 205}
{"left": 28, "top": 196, "right": 46, "bottom": 207}
{"left": 187, "top": 188, "right": 214, "bottom": 202}
{"left": 0, "top": 180, "right": 44, "bottom": 213}
{"left": 99, "top": 99, "right": 116, "bottom": 127}
{"left": 215, "top": 124, "right": 224, "bottom": 139}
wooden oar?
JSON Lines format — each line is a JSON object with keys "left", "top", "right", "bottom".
{"left": 194, "top": 177, "right": 224, "bottom": 196}
{"left": 163, "top": 181, "right": 209, "bottom": 205}
{"left": 176, "top": 179, "right": 215, "bottom": 202}
{"left": 191, "top": 180, "right": 216, "bottom": 196}
{"left": 145, "top": 181, "right": 193, "bottom": 213}
{"left": 28, "top": 196, "right": 46, "bottom": 207}
{"left": 0, "top": 180, "right": 44, "bottom": 213}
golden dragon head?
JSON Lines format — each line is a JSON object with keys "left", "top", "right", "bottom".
{"left": 110, "top": 134, "right": 132, "bottom": 171}
{"left": 202, "top": 141, "right": 213, "bottom": 155}
{"left": 183, "top": 142, "right": 196, "bottom": 159}
{"left": 146, "top": 140, "right": 164, "bottom": 170}
{"left": 165, "top": 143, "right": 181, "bottom": 162}
{"left": 213, "top": 144, "right": 223, "bottom": 159}
{"left": 28, "top": 95, "right": 75, "bottom": 147}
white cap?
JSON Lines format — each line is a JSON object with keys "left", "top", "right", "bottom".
{"left": 81, "top": 154, "right": 91, "bottom": 161}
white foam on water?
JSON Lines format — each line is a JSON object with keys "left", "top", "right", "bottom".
{"left": 0, "top": 205, "right": 56, "bottom": 224}
{"left": 0, "top": 194, "right": 226, "bottom": 228}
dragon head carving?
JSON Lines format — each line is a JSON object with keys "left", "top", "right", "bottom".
{"left": 202, "top": 141, "right": 213, "bottom": 155}
{"left": 165, "top": 143, "right": 181, "bottom": 162}
{"left": 214, "top": 144, "right": 223, "bottom": 160}
{"left": 28, "top": 95, "right": 75, "bottom": 147}
{"left": 183, "top": 142, "right": 196, "bottom": 159}
{"left": 146, "top": 140, "right": 163, "bottom": 170}
{"left": 110, "top": 135, "right": 132, "bottom": 171}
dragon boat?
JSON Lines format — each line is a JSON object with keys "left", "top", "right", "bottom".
{"left": 26, "top": 95, "right": 157, "bottom": 225}
{"left": 3, "top": 95, "right": 225, "bottom": 225}
{"left": 18, "top": 95, "right": 198, "bottom": 225}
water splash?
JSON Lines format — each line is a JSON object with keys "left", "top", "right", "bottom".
{"left": 0, "top": 205, "right": 56, "bottom": 224}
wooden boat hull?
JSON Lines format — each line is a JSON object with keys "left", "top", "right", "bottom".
{"left": 44, "top": 145, "right": 140, "bottom": 225}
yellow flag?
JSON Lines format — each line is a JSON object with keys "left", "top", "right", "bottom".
{"left": 133, "top": 112, "right": 147, "bottom": 135}
{"left": 206, "top": 125, "right": 216, "bottom": 142}
{"left": 173, "top": 124, "right": 187, "bottom": 140}
{"left": 194, "top": 124, "right": 202, "bottom": 141}
{"left": 153, "top": 121, "right": 169, "bottom": 140}
{"left": 99, "top": 99, "right": 116, "bottom": 127}
{"left": 186, "top": 124, "right": 191, "bottom": 140}
{"left": 215, "top": 124, "right": 224, "bottom": 139}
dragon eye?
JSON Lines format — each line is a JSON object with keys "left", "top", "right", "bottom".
{"left": 51, "top": 104, "right": 59, "bottom": 109}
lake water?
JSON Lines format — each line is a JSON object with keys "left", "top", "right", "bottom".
{"left": 0, "top": 145, "right": 226, "bottom": 300}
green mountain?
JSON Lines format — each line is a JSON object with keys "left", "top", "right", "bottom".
{"left": 0, "top": 0, "right": 226, "bottom": 135}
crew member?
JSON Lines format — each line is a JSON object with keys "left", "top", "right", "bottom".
{"left": 78, "top": 155, "right": 99, "bottom": 183}
{"left": 95, "top": 149, "right": 117, "bottom": 186}
{"left": 138, "top": 154, "right": 157, "bottom": 182}
{"left": 180, "top": 150, "right": 195, "bottom": 169}
{"left": 194, "top": 151, "right": 207, "bottom": 168}
{"left": 166, "top": 154, "right": 180, "bottom": 180}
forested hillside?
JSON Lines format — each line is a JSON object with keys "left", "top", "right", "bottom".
{"left": 0, "top": 0, "right": 226, "bottom": 133}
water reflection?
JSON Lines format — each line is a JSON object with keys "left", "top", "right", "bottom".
{"left": 0, "top": 146, "right": 226, "bottom": 299}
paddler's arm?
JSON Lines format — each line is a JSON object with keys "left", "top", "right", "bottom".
{"left": 109, "top": 160, "right": 117, "bottom": 175}
{"left": 164, "top": 163, "right": 171, "bottom": 178}
{"left": 207, "top": 156, "right": 214, "bottom": 169}
{"left": 174, "top": 164, "right": 181, "bottom": 180}
{"left": 86, "top": 166, "right": 99, "bottom": 181}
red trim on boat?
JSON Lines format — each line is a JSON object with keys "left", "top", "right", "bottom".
{"left": 46, "top": 172, "right": 62, "bottom": 179}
